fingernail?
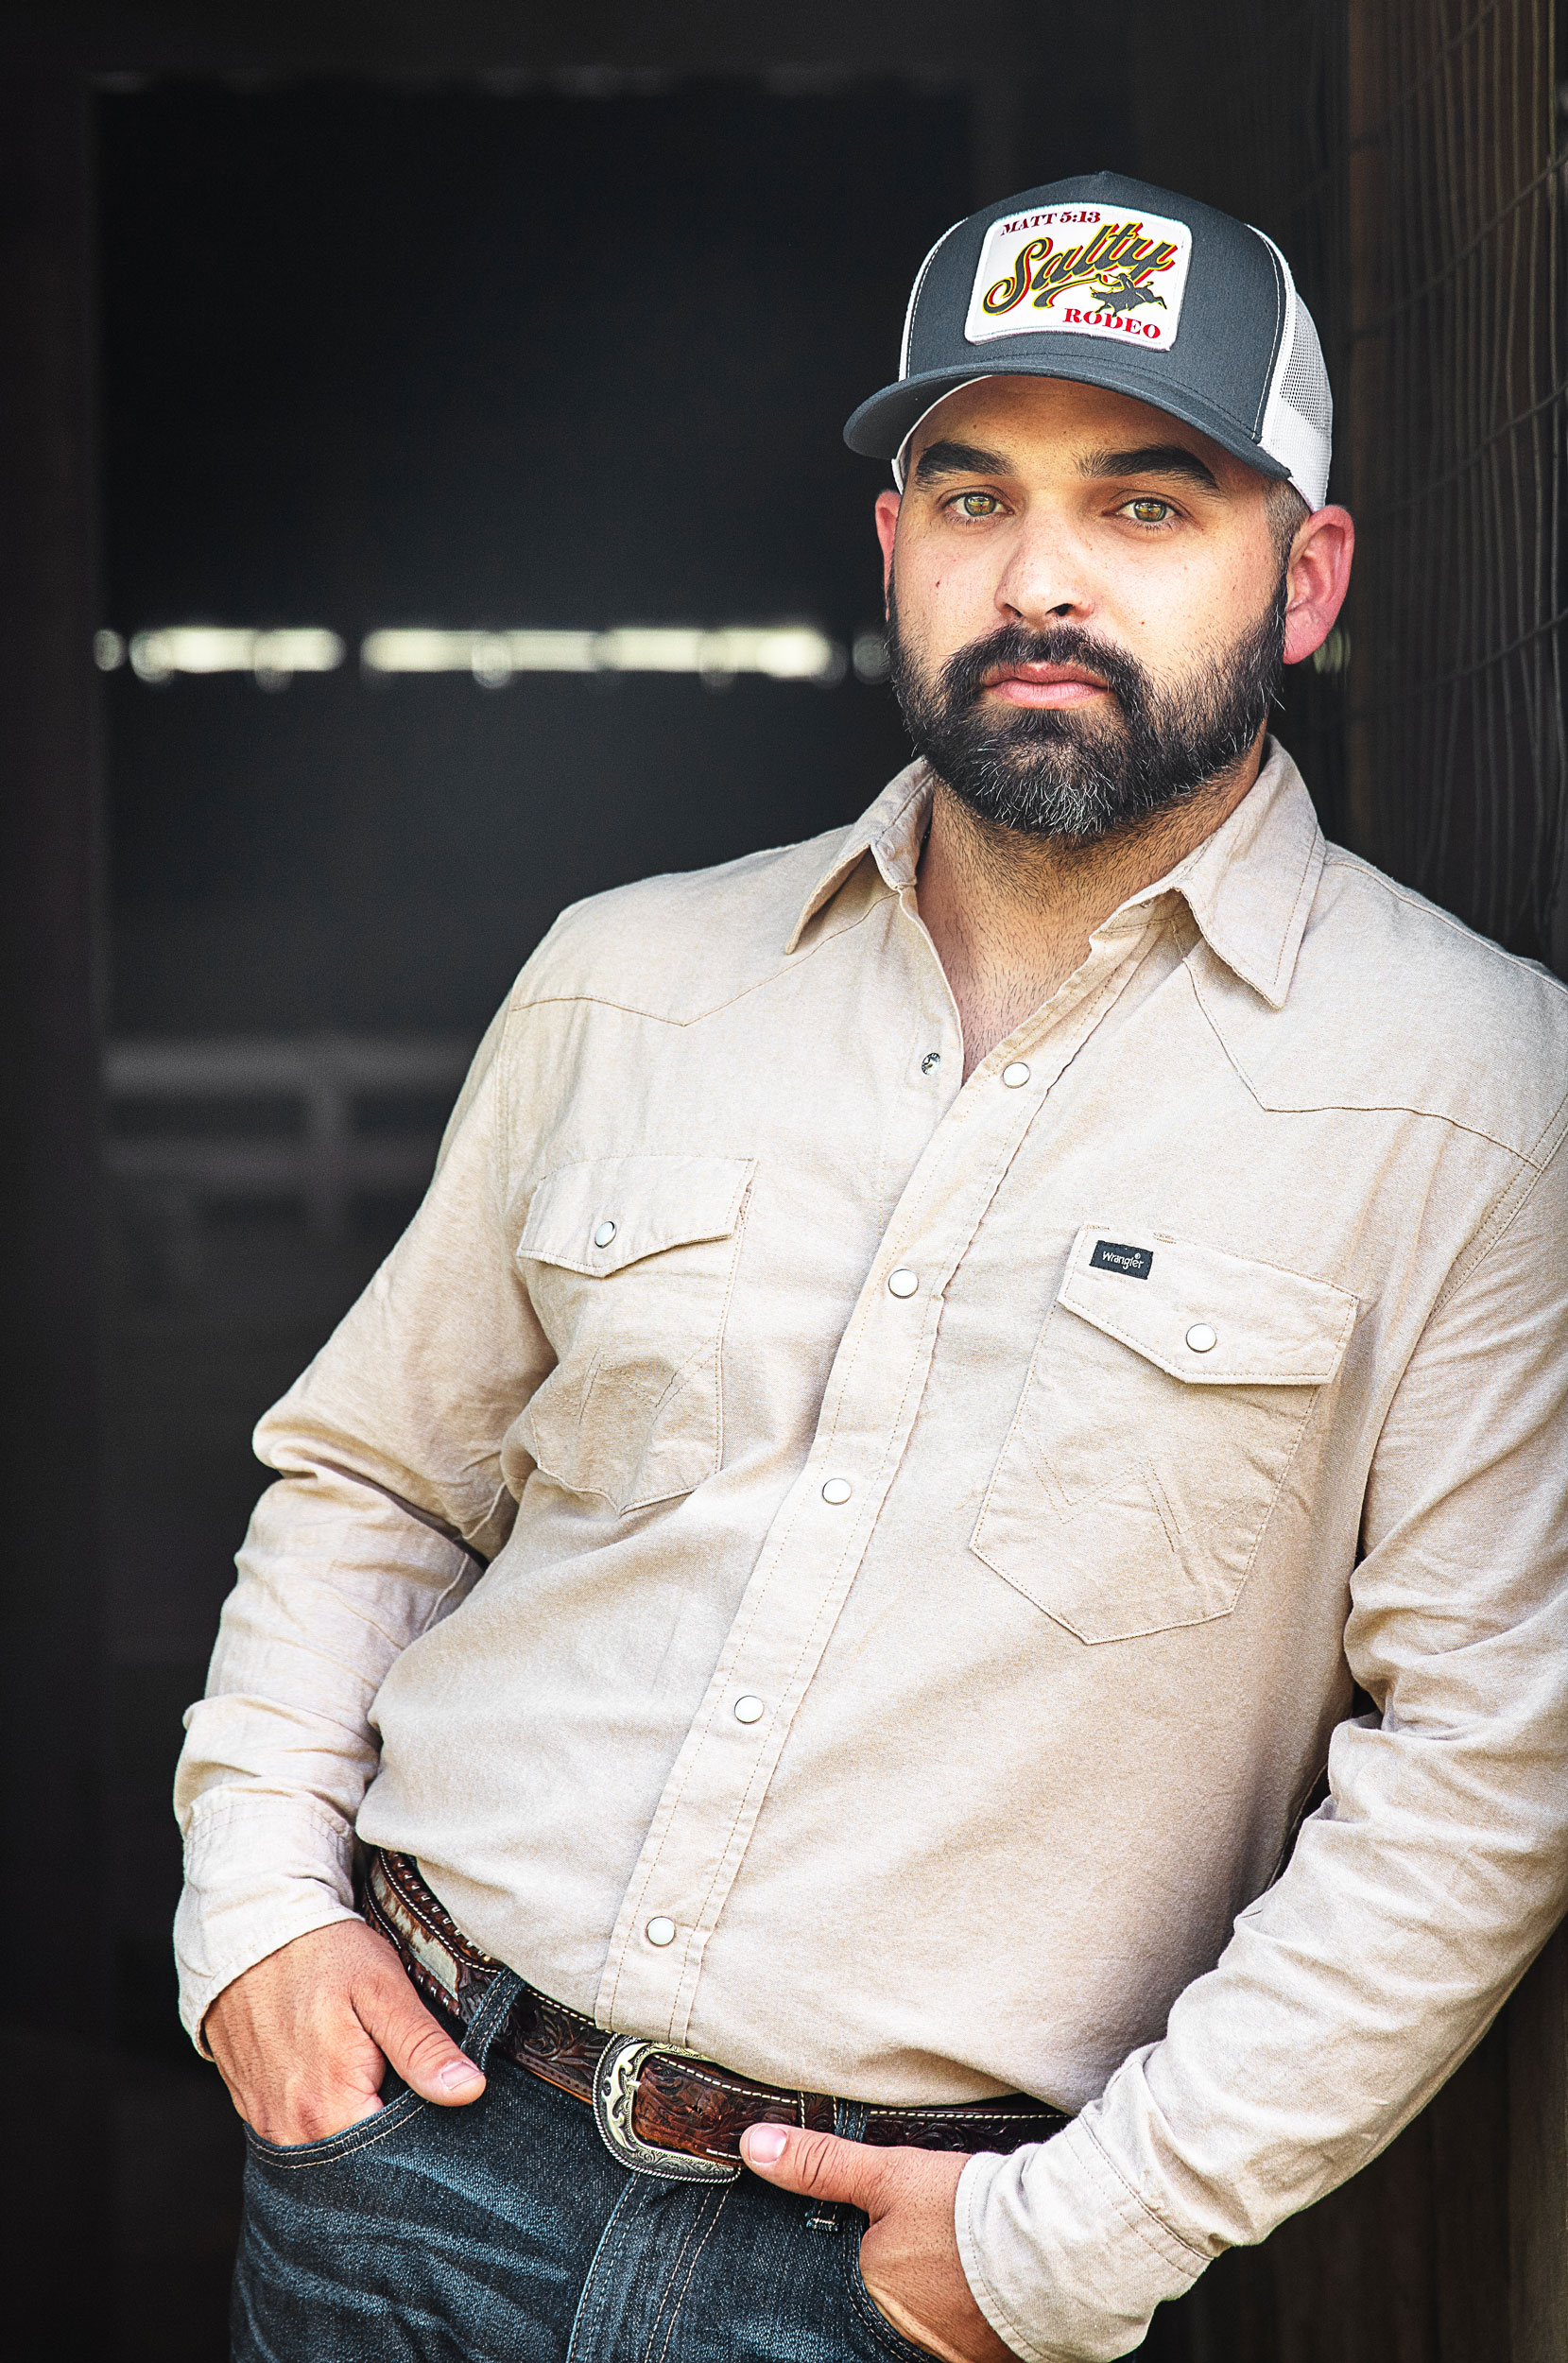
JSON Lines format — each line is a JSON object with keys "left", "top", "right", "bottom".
{"left": 743, "top": 2124, "right": 789, "bottom": 2166}
{"left": 438, "top": 2058, "right": 484, "bottom": 2092}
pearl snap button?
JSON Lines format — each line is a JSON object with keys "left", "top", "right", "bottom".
{"left": 646, "top": 1916, "right": 677, "bottom": 1947}
{"left": 921, "top": 1051, "right": 941, "bottom": 1075}
{"left": 820, "top": 1478, "right": 853, "bottom": 1505}
{"left": 593, "top": 1221, "right": 617, "bottom": 1248}
{"left": 887, "top": 1268, "right": 919, "bottom": 1298}
{"left": 733, "top": 1695, "right": 765, "bottom": 1725}
{"left": 1001, "top": 1062, "right": 1031, "bottom": 1088}
{"left": 1185, "top": 1323, "right": 1217, "bottom": 1354}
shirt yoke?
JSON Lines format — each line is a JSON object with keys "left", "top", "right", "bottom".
{"left": 500, "top": 800, "right": 1568, "bottom": 1170}
{"left": 1191, "top": 842, "right": 1568, "bottom": 1164}
{"left": 508, "top": 826, "right": 870, "bottom": 1028}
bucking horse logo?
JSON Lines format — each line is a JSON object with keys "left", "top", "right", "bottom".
{"left": 1086, "top": 265, "right": 1168, "bottom": 317}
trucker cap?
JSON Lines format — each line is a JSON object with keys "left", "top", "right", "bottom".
{"left": 843, "top": 171, "right": 1333, "bottom": 511}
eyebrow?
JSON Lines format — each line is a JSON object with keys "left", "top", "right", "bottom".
{"left": 910, "top": 436, "right": 1223, "bottom": 492}
{"left": 910, "top": 439, "right": 1012, "bottom": 484}
{"left": 1078, "top": 443, "right": 1220, "bottom": 491}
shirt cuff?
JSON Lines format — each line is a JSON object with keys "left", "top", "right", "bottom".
{"left": 956, "top": 2120, "right": 1207, "bottom": 2362}
{"left": 174, "top": 1789, "right": 362, "bottom": 2053}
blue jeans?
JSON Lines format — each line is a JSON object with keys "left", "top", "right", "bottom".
{"left": 232, "top": 1973, "right": 939, "bottom": 2361}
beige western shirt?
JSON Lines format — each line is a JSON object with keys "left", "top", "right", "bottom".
{"left": 176, "top": 744, "right": 1568, "bottom": 2362}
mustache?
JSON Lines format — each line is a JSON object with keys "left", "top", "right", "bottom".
{"left": 938, "top": 622, "right": 1152, "bottom": 718}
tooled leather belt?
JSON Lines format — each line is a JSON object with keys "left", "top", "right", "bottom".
{"left": 364, "top": 1848, "right": 1072, "bottom": 2183}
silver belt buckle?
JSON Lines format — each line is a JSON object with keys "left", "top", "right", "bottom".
{"left": 593, "top": 2035, "right": 740, "bottom": 2183}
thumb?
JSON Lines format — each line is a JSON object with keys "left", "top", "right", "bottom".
{"left": 354, "top": 1962, "right": 487, "bottom": 2108}
{"left": 740, "top": 2123, "right": 887, "bottom": 2212}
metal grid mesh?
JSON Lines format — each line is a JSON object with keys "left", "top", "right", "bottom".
{"left": 1134, "top": 0, "right": 1566, "bottom": 968}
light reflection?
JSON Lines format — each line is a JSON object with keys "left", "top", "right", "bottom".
{"left": 126, "top": 627, "right": 346, "bottom": 684}
{"left": 359, "top": 624, "right": 845, "bottom": 683}
{"left": 101, "top": 622, "right": 862, "bottom": 688}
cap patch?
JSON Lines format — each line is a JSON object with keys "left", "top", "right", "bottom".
{"left": 964, "top": 205, "right": 1193, "bottom": 352}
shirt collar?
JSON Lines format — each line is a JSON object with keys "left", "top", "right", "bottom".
{"left": 785, "top": 740, "right": 1324, "bottom": 1010}
{"left": 784, "top": 761, "right": 933, "bottom": 953}
{"left": 1147, "top": 740, "right": 1326, "bottom": 1008}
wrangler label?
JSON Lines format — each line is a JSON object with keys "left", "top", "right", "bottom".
{"left": 1089, "top": 1239, "right": 1154, "bottom": 1280}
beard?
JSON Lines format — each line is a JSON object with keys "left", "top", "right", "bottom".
{"left": 886, "top": 578, "right": 1287, "bottom": 844}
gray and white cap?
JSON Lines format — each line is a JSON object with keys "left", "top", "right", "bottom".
{"left": 844, "top": 171, "right": 1333, "bottom": 511}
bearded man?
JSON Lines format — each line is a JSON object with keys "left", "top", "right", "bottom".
{"left": 177, "top": 174, "right": 1568, "bottom": 2363}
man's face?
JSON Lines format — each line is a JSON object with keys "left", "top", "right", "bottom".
{"left": 876, "top": 374, "right": 1295, "bottom": 843}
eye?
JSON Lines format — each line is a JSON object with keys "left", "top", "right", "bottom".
{"left": 1124, "top": 495, "right": 1176, "bottom": 526}
{"left": 949, "top": 490, "right": 1003, "bottom": 520}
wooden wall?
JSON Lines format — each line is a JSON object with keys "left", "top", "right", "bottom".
{"left": 1132, "top": 2, "right": 1568, "bottom": 2353}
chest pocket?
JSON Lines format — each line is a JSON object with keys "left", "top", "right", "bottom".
{"left": 514, "top": 1153, "right": 754, "bottom": 1514}
{"left": 971, "top": 1224, "right": 1356, "bottom": 1643}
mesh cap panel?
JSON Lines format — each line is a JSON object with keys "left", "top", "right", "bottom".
{"left": 1280, "top": 307, "right": 1333, "bottom": 437}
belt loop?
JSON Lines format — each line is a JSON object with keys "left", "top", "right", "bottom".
{"left": 462, "top": 1969, "right": 524, "bottom": 2072}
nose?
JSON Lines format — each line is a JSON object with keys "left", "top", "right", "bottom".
{"left": 992, "top": 505, "right": 1094, "bottom": 630}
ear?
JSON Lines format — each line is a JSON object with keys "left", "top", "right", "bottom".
{"left": 874, "top": 489, "right": 901, "bottom": 612}
{"left": 1282, "top": 505, "right": 1354, "bottom": 666}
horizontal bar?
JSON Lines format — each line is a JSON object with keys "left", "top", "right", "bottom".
{"left": 105, "top": 1034, "right": 476, "bottom": 1095}
{"left": 105, "top": 1140, "right": 442, "bottom": 1190}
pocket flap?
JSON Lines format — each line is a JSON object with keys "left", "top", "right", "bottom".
{"left": 517, "top": 1153, "right": 754, "bottom": 1277}
{"left": 1058, "top": 1223, "right": 1355, "bottom": 1385}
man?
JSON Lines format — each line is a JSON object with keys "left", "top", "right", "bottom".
{"left": 178, "top": 172, "right": 1568, "bottom": 2363}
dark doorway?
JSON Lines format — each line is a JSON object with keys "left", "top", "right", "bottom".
{"left": 100, "top": 76, "right": 978, "bottom": 1039}
{"left": 95, "top": 71, "right": 1005, "bottom": 2354}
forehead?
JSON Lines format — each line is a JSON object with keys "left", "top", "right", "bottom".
{"left": 906, "top": 373, "right": 1251, "bottom": 491}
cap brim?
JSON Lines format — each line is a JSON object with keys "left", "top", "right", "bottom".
{"left": 844, "top": 353, "right": 1292, "bottom": 485}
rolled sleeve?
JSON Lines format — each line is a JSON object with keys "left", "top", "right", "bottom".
{"left": 174, "top": 1789, "right": 361, "bottom": 2049}
{"left": 957, "top": 2119, "right": 1205, "bottom": 2361}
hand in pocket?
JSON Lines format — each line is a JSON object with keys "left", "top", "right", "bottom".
{"left": 205, "top": 1918, "right": 486, "bottom": 2147}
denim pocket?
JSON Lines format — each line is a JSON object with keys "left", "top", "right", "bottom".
{"left": 243, "top": 2082, "right": 426, "bottom": 2170}
{"left": 843, "top": 2240, "right": 943, "bottom": 2362}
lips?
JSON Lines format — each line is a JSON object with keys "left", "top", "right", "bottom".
{"left": 987, "top": 660, "right": 1104, "bottom": 685}
{"left": 983, "top": 661, "right": 1109, "bottom": 707}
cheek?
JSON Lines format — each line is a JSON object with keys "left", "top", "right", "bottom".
{"left": 1102, "top": 546, "right": 1266, "bottom": 668}
{"left": 902, "top": 542, "right": 1002, "bottom": 635}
